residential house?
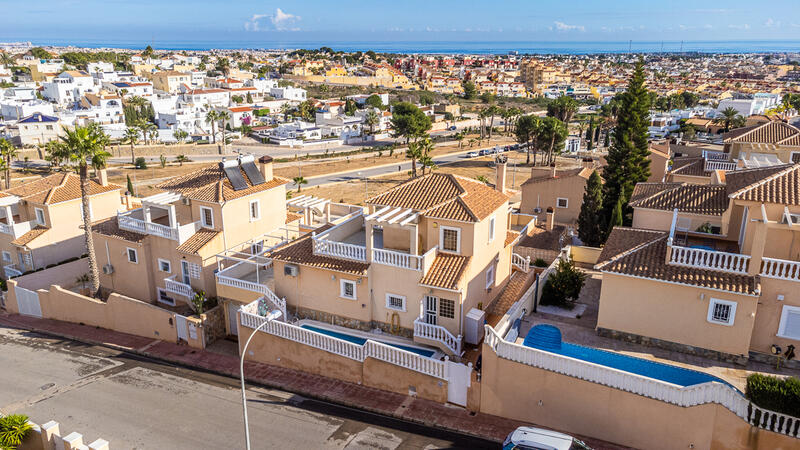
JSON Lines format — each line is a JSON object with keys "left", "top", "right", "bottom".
{"left": 519, "top": 165, "right": 595, "bottom": 226}
{"left": 723, "top": 121, "right": 800, "bottom": 165}
{"left": 151, "top": 70, "right": 191, "bottom": 94}
{"left": 42, "top": 71, "right": 95, "bottom": 106}
{"left": 11, "top": 113, "right": 62, "bottom": 145}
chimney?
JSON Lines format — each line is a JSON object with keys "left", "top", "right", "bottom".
{"left": 545, "top": 207, "right": 555, "bottom": 231}
{"left": 495, "top": 158, "right": 507, "bottom": 193}
{"left": 258, "top": 155, "right": 274, "bottom": 180}
{"left": 98, "top": 168, "right": 109, "bottom": 187}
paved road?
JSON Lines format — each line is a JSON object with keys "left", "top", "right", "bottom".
{"left": 0, "top": 326, "right": 494, "bottom": 449}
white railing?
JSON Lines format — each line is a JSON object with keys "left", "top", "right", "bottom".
{"left": 0, "top": 220, "right": 36, "bottom": 239}
{"left": 3, "top": 264, "right": 22, "bottom": 278}
{"left": 165, "top": 275, "right": 194, "bottom": 298}
{"left": 761, "top": 257, "right": 800, "bottom": 281}
{"left": 176, "top": 221, "right": 202, "bottom": 244}
{"left": 312, "top": 237, "right": 367, "bottom": 262}
{"left": 668, "top": 244, "right": 750, "bottom": 274}
{"left": 512, "top": 253, "right": 531, "bottom": 273}
{"left": 118, "top": 211, "right": 178, "bottom": 241}
{"left": 216, "top": 273, "right": 287, "bottom": 321}
{"left": 702, "top": 150, "right": 728, "bottom": 161}
{"left": 704, "top": 160, "right": 737, "bottom": 172}
{"left": 484, "top": 325, "right": 800, "bottom": 439}
{"left": 413, "top": 317, "right": 462, "bottom": 356}
{"left": 372, "top": 248, "right": 422, "bottom": 270}
{"left": 240, "top": 307, "right": 448, "bottom": 380}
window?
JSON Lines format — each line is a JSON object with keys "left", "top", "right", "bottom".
{"left": 158, "top": 259, "right": 171, "bottom": 273}
{"left": 249, "top": 200, "right": 260, "bottom": 221}
{"left": 126, "top": 247, "right": 138, "bottom": 264}
{"left": 34, "top": 208, "right": 45, "bottom": 226}
{"left": 488, "top": 215, "right": 496, "bottom": 243}
{"left": 157, "top": 288, "right": 176, "bottom": 306}
{"left": 340, "top": 279, "right": 357, "bottom": 300}
{"left": 792, "top": 152, "right": 800, "bottom": 164}
{"left": 556, "top": 197, "right": 569, "bottom": 209}
{"left": 486, "top": 265, "right": 495, "bottom": 289}
{"left": 707, "top": 298, "right": 736, "bottom": 326}
{"left": 251, "top": 240, "right": 264, "bottom": 255}
{"left": 1, "top": 251, "right": 10, "bottom": 263}
{"left": 778, "top": 305, "right": 800, "bottom": 341}
{"left": 439, "top": 299, "right": 455, "bottom": 319}
{"left": 385, "top": 293, "right": 406, "bottom": 312}
{"left": 200, "top": 206, "right": 214, "bottom": 228}
{"left": 440, "top": 226, "right": 461, "bottom": 253}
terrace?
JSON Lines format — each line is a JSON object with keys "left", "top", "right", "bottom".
{"left": 666, "top": 209, "right": 748, "bottom": 274}
{"left": 117, "top": 192, "right": 200, "bottom": 244}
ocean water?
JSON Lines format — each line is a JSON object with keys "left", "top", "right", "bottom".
{"left": 21, "top": 39, "right": 800, "bottom": 54}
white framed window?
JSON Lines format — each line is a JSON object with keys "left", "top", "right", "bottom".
{"left": 1, "top": 251, "right": 10, "bottom": 263}
{"left": 157, "top": 288, "right": 176, "bottom": 306}
{"left": 439, "top": 226, "right": 461, "bottom": 253}
{"left": 385, "top": 293, "right": 406, "bottom": 312}
{"left": 556, "top": 197, "right": 569, "bottom": 209}
{"left": 158, "top": 258, "right": 171, "bottom": 273}
{"left": 126, "top": 247, "right": 138, "bottom": 264}
{"left": 778, "top": 305, "right": 800, "bottom": 341}
{"left": 486, "top": 264, "right": 495, "bottom": 289}
{"left": 488, "top": 215, "right": 496, "bottom": 243}
{"left": 200, "top": 206, "right": 214, "bottom": 228}
{"left": 34, "top": 208, "right": 45, "bottom": 226}
{"left": 340, "top": 279, "right": 357, "bottom": 300}
{"left": 707, "top": 298, "right": 736, "bottom": 326}
{"left": 249, "top": 200, "right": 260, "bottom": 221}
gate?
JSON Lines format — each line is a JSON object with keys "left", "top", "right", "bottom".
{"left": 15, "top": 286, "right": 42, "bottom": 318}
{"left": 175, "top": 314, "right": 188, "bottom": 341}
{"left": 446, "top": 360, "right": 472, "bottom": 407}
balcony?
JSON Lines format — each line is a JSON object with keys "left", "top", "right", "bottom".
{"left": 668, "top": 245, "right": 750, "bottom": 274}
{"left": 117, "top": 210, "right": 200, "bottom": 244}
{"left": 164, "top": 275, "right": 194, "bottom": 298}
{"left": 0, "top": 220, "right": 38, "bottom": 239}
{"left": 761, "top": 257, "right": 800, "bottom": 282}
{"left": 311, "top": 211, "right": 367, "bottom": 262}
{"left": 704, "top": 160, "right": 737, "bottom": 172}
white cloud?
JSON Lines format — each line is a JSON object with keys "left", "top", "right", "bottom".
{"left": 728, "top": 24, "right": 750, "bottom": 30}
{"left": 703, "top": 24, "right": 713, "bottom": 30}
{"left": 245, "top": 8, "right": 300, "bottom": 31}
{"left": 764, "top": 18, "right": 781, "bottom": 28}
{"left": 553, "top": 21, "right": 585, "bottom": 32}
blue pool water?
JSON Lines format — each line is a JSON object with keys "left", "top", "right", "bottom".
{"left": 300, "top": 324, "right": 435, "bottom": 358}
{"left": 523, "top": 325, "right": 738, "bottom": 390}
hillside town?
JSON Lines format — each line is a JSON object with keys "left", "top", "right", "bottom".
{"left": 1, "top": 39, "right": 800, "bottom": 450}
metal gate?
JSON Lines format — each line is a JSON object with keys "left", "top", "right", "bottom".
{"left": 175, "top": 314, "right": 188, "bottom": 341}
{"left": 446, "top": 360, "right": 472, "bottom": 407}
{"left": 15, "top": 285, "right": 42, "bottom": 318}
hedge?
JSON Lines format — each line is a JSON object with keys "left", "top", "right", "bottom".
{"left": 746, "top": 373, "right": 800, "bottom": 417}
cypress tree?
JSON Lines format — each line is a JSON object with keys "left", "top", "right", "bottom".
{"left": 608, "top": 196, "right": 623, "bottom": 235}
{"left": 126, "top": 175, "right": 134, "bottom": 195}
{"left": 602, "top": 58, "right": 651, "bottom": 226}
{"left": 577, "top": 170, "right": 605, "bottom": 247}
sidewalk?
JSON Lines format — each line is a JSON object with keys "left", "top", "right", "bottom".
{"left": 0, "top": 311, "right": 626, "bottom": 449}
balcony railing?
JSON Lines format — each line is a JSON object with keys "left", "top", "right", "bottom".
{"left": 3, "top": 264, "right": 22, "bottom": 278}
{"left": 117, "top": 211, "right": 200, "bottom": 244}
{"left": 372, "top": 248, "right": 422, "bottom": 270}
{"left": 216, "top": 273, "right": 287, "bottom": 321}
{"left": 312, "top": 237, "right": 366, "bottom": 262}
{"left": 512, "top": 253, "right": 531, "bottom": 273}
{"left": 669, "top": 245, "right": 750, "bottom": 275}
{"left": 704, "top": 160, "right": 737, "bottom": 172}
{"left": 413, "top": 317, "right": 462, "bottom": 356}
{"left": 165, "top": 275, "right": 194, "bottom": 298}
{"left": 761, "top": 257, "right": 800, "bottom": 282}
{"left": 702, "top": 150, "right": 728, "bottom": 161}
{"left": 0, "top": 220, "right": 37, "bottom": 239}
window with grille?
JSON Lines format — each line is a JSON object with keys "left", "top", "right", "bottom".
{"left": 127, "top": 247, "right": 138, "bottom": 264}
{"left": 385, "top": 294, "right": 405, "bottom": 311}
{"left": 778, "top": 305, "right": 800, "bottom": 341}
{"left": 340, "top": 279, "right": 356, "bottom": 300}
{"left": 200, "top": 207, "right": 214, "bottom": 228}
{"left": 557, "top": 197, "right": 569, "bottom": 208}
{"left": 158, "top": 259, "right": 171, "bottom": 273}
{"left": 440, "top": 226, "right": 460, "bottom": 253}
{"left": 707, "top": 298, "right": 736, "bottom": 326}
{"left": 187, "top": 262, "right": 201, "bottom": 279}
{"left": 439, "top": 299, "right": 455, "bottom": 319}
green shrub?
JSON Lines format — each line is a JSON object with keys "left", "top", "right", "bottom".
{"left": 0, "top": 414, "right": 32, "bottom": 449}
{"left": 746, "top": 374, "right": 800, "bottom": 417}
{"left": 540, "top": 259, "right": 586, "bottom": 309}
{"left": 134, "top": 157, "right": 147, "bottom": 169}
{"left": 533, "top": 258, "right": 548, "bottom": 267}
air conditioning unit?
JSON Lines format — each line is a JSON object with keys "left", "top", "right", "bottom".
{"left": 284, "top": 264, "right": 299, "bottom": 277}
{"left": 533, "top": 207, "right": 542, "bottom": 214}
{"left": 181, "top": 197, "right": 191, "bottom": 206}
{"left": 102, "top": 264, "right": 114, "bottom": 274}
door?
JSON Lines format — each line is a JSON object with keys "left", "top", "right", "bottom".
{"left": 424, "top": 296, "right": 438, "bottom": 325}
{"left": 372, "top": 226, "right": 384, "bottom": 249}
{"left": 181, "top": 260, "right": 191, "bottom": 285}
{"left": 227, "top": 302, "right": 239, "bottom": 336}
{"left": 175, "top": 314, "right": 188, "bottom": 341}
{"left": 446, "top": 360, "right": 472, "bottom": 407}
{"left": 738, "top": 207, "right": 749, "bottom": 250}
{"left": 15, "top": 286, "right": 42, "bottom": 318}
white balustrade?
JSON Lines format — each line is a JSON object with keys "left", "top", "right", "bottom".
{"left": 312, "top": 236, "right": 366, "bottom": 262}
{"left": 117, "top": 211, "right": 192, "bottom": 241}
{"left": 413, "top": 317, "right": 462, "bottom": 355}
{"left": 372, "top": 248, "right": 421, "bottom": 270}
{"left": 669, "top": 245, "right": 750, "bottom": 274}
{"left": 165, "top": 275, "right": 194, "bottom": 298}
{"left": 761, "top": 257, "right": 800, "bottom": 281}
{"left": 216, "top": 274, "right": 287, "bottom": 320}
{"left": 704, "top": 160, "right": 737, "bottom": 172}
{"left": 512, "top": 253, "right": 531, "bottom": 273}
{"left": 703, "top": 150, "right": 729, "bottom": 161}
{"left": 0, "top": 220, "right": 36, "bottom": 239}
{"left": 365, "top": 340, "right": 447, "bottom": 379}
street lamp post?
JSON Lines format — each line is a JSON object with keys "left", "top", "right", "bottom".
{"left": 240, "top": 309, "right": 282, "bottom": 450}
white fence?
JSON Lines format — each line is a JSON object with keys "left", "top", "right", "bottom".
{"left": 413, "top": 317, "right": 462, "bottom": 355}
{"left": 704, "top": 160, "right": 737, "bottom": 172}
{"left": 312, "top": 237, "right": 367, "bottom": 262}
{"left": 761, "top": 257, "right": 800, "bottom": 282}
{"left": 372, "top": 248, "right": 422, "bottom": 270}
{"left": 511, "top": 253, "right": 531, "bottom": 273}
{"left": 165, "top": 275, "right": 194, "bottom": 298}
{"left": 668, "top": 244, "right": 751, "bottom": 274}
{"left": 484, "top": 325, "right": 800, "bottom": 439}
{"left": 216, "top": 273, "right": 287, "bottom": 321}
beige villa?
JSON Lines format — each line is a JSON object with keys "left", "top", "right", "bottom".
{"left": 519, "top": 165, "right": 594, "bottom": 226}
{"left": 0, "top": 171, "right": 124, "bottom": 278}
{"left": 596, "top": 163, "right": 800, "bottom": 363}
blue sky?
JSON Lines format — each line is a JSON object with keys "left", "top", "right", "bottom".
{"left": 3, "top": 0, "right": 800, "bottom": 44}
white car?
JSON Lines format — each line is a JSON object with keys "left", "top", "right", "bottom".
{"left": 466, "top": 151, "right": 479, "bottom": 158}
{"left": 502, "top": 427, "right": 591, "bottom": 450}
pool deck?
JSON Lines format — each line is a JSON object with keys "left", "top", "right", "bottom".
{"left": 515, "top": 266, "right": 800, "bottom": 392}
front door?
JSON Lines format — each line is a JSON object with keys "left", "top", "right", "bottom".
{"left": 181, "top": 260, "right": 191, "bottom": 285}
{"left": 227, "top": 302, "right": 239, "bottom": 336}
{"left": 424, "top": 295, "right": 438, "bottom": 325}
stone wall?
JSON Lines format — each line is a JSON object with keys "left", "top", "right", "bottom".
{"left": 107, "top": 143, "right": 230, "bottom": 159}
{"left": 199, "top": 304, "right": 226, "bottom": 345}
{"left": 294, "top": 306, "right": 414, "bottom": 339}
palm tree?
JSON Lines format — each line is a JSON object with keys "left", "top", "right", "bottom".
{"left": 123, "top": 127, "right": 139, "bottom": 164}
{"left": 217, "top": 111, "right": 231, "bottom": 152}
{"left": 456, "top": 132, "right": 465, "bottom": 149}
{"left": 418, "top": 137, "right": 435, "bottom": 175}
{"left": 279, "top": 103, "right": 291, "bottom": 122}
{"left": 714, "top": 107, "right": 743, "bottom": 132}
{"left": 174, "top": 129, "right": 189, "bottom": 144}
{"left": 205, "top": 109, "right": 220, "bottom": 144}
{"left": 406, "top": 141, "right": 422, "bottom": 177}
{"left": 175, "top": 155, "right": 189, "bottom": 166}
{"left": 486, "top": 105, "right": 499, "bottom": 139}
{"left": 364, "top": 110, "right": 380, "bottom": 135}
{"left": 59, "top": 125, "right": 111, "bottom": 298}
{"left": 292, "top": 176, "right": 308, "bottom": 192}
{"left": 0, "top": 138, "right": 16, "bottom": 189}
{"left": 44, "top": 140, "right": 68, "bottom": 171}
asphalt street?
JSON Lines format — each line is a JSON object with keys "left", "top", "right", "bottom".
{"left": 0, "top": 326, "right": 495, "bottom": 449}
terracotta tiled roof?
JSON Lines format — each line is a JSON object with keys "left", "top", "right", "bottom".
{"left": 723, "top": 122, "right": 800, "bottom": 144}
{"left": 727, "top": 164, "right": 800, "bottom": 205}
{"left": 176, "top": 228, "right": 220, "bottom": 254}
{"left": 517, "top": 225, "right": 567, "bottom": 252}
{"left": 11, "top": 226, "right": 48, "bottom": 247}
{"left": 669, "top": 157, "right": 708, "bottom": 177}
{"left": 596, "top": 228, "right": 759, "bottom": 295}
{"left": 629, "top": 183, "right": 729, "bottom": 216}
{"left": 4, "top": 173, "right": 121, "bottom": 204}
{"left": 419, "top": 253, "right": 470, "bottom": 291}
{"left": 485, "top": 270, "right": 536, "bottom": 318}
{"left": 155, "top": 164, "right": 289, "bottom": 203}
{"left": 91, "top": 217, "right": 147, "bottom": 243}
{"left": 268, "top": 226, "right": 369, "bottom": 275}
{"left": 286, "top": 211, "right": 303, "bottom": 224}
{"left": 724, "top": 165, "right": 791, "bottom": 197}
{"left": 505, "top": 230, "right": 520, "bottom": 247}
{"left": 630, "top": 182, "right": 683, "bottom": 204}
{"left": 521, "top": 167, "right": 593, "bottom": 186}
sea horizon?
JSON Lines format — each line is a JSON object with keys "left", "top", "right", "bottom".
{"left": 6, "top": 38, "right": 800, "bottom": 55}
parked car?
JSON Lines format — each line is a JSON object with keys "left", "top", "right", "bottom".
{"left": 503, "top": 427, "right": 591, "bottom": 450}
{"left": 479, "top": 149, "right": 490, "bottom": 156}
{"left": 449, "top": 125, "right": 457, "bottom": 130}
{"left": 466, "top": 151, "right": 479, "bottom": 158}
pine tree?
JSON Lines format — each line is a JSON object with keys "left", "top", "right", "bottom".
{"left": 602, "top": 58, "right": 651, "bottom": 226}
{"left": 608, "top": 196, "right": 623, "bottom": 236}
{"left": 126, "top": 174, "right": 134, "bottom": 195}
{"left": 577, "top": 171, "right": 605, "bottom": 247}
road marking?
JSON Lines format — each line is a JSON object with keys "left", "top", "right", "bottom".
{"left": 137, "top": 339, "right": 162, "bottom": 352}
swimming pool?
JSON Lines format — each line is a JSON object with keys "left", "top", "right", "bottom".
{"left": 523, "top": 324, "right": 738, "bottom": 390}
{"left": 300, "top": 324, "right": 436, "bottom": 358}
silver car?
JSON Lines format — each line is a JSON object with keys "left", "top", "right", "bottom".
{"left": 502, "top": 426, "right": 591, "bottom": 450}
